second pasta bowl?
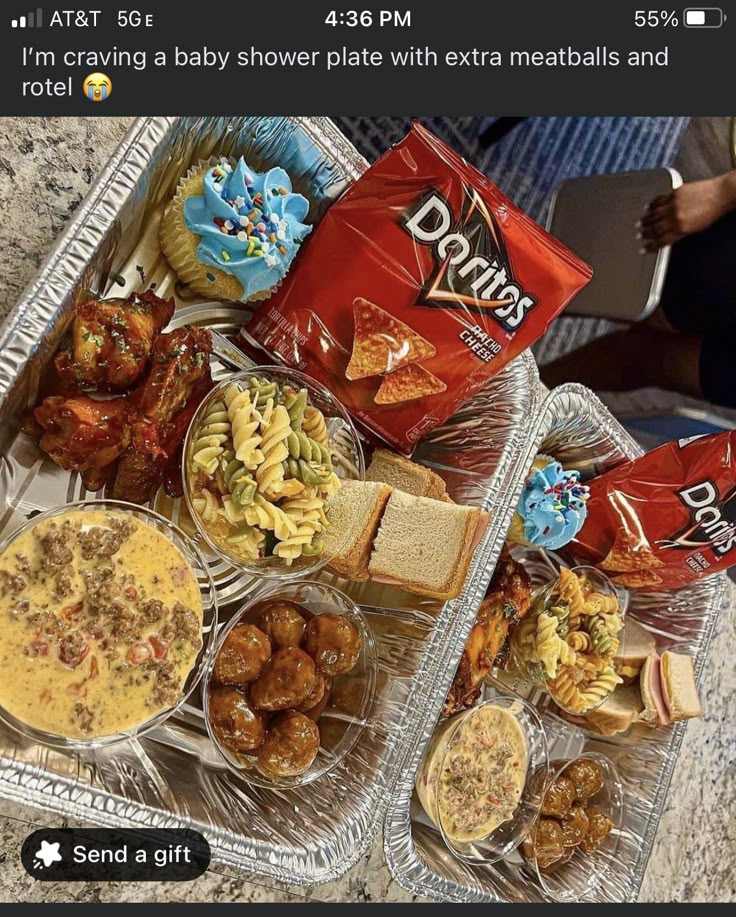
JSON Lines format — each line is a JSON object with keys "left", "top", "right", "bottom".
{"left": 510, "top": 566, "right": 626, "bottom": 716}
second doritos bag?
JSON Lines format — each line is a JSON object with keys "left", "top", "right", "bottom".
{"left": 246, "top": 123, "right": 592, "bottom": 454}
{"left": 574, "top": 430, "right": 736, "bottom": 590}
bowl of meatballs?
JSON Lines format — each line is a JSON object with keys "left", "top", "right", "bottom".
{"left": 520, "top": 753, "right": 623, "bottom": 901}
{"left": 203, "top": 580, "right": 377, "bottom": 787}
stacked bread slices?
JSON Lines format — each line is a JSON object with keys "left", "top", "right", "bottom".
{"left": 323, "top": 449, "right": 486, "bottom": 601}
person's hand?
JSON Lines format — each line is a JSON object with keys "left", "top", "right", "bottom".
{"left": 639, "top": 174, "right": 736, "bottom": 251}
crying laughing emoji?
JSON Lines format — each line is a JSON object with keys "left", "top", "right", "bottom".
{"left": 83, "top": 73, "right": 112, "bottom": 102}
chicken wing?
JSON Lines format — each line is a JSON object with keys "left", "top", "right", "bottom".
{"left": 55, "top": 290, "right": 175, "bottom": 392}
{"left": 112, "top": 326, "right": 213, "bottom": 503}
{"left": 34, "top": 394, "right": 134, "bottom": 492}
{"left": 443, "top": 546, "right": 532, "bottom": 717}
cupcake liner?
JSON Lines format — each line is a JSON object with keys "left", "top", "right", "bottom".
{"left": 506, "top": 511, "right": 531, "bottom": 548}
{"left": 159, "top": 156, "right": 290, "bottom": 305}
{"left": 531, "top": 453, "right": 556, "bottom": 472}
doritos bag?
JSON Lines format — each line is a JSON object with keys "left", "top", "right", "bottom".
{"left": 246, "top": 123, "right": 592, "bottom": 454}
{"left": 574, "top": 431, "right": 736, "bottom": 590}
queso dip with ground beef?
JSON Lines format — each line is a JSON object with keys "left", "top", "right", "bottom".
{"left": 0, "top": 509, "right": 203, "bottom": 740}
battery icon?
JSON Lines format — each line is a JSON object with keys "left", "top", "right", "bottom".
{"left": 683, "top": 7, "right": 726, "bottom": 27}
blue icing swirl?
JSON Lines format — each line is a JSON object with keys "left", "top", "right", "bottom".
{"left": 516, "top": 460, "right": 589, "bottom": 550}
{"left": 183, "top": 156, "right": 311, "bottom": 299}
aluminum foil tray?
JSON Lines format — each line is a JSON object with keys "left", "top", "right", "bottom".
{"left": 0, "top": 117, "right": 540, "bottom": 886}
{"left": 383, "top": 383, "right": 726, "bottom": 903}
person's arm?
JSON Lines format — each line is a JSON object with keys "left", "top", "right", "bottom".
{"left": 640, "top": 170, "right": 736, "bottom": 251}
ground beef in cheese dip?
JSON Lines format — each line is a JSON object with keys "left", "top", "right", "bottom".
{"left": 0, "top": 510, "right": 203, "bottom": 739}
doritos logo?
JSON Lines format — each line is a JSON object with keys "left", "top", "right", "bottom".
{"left": 661, "top": 479, "right": 736, "bottom": 555}
{"left": 402, "top": 189, "right": 538, "bottom": 332}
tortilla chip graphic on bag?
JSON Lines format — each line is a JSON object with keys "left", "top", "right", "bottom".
{"left": 374, "top": 363, "right": 447, "bottom": 405}
{"left": 346, "top": 298, "right": 436, "bottom": 380}
{"left": 598, "top": 527, "right": 664, "bottom": 573}
{"left": 610, "top": 570, "right": 664, "bottom": 590}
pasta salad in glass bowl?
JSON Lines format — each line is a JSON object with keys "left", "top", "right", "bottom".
{"left": 183, "top": 367, "right": 364, "bottom": 578}
{"left": 510, "top": 566, "right": 626, "bottom": 715}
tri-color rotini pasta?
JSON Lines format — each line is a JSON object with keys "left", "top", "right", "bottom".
{"left": 256, "top": 404, "right": 290, "bottom": 497}
{"left": 190, "top": 400, "right": 230, "bottom": 475}
{"left": 536, "top": 612, "right": 563, "bottom": 679}
{"left": 187, "top": 376, "right": 341, "bottom": 565}
{"left": 584, "top": 614, "right": 615, "bottom": 656}
{"left": 302, "top": 404, "right": 329, "bottom": 446}
{"left": 566, "top": 631, "right": 592, "bottom": 653}
{"left": 579, "top": 665, "right": 623, "bottom": 709}
{"left": 224, "top": 384, "right": 263, "bottom": 470}
{"left": 511, "top": 565, "right": 624, "bottom": 714}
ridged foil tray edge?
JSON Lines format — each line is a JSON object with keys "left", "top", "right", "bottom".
{"left": 382, "top": 382, "right": 727, "bottom": 903}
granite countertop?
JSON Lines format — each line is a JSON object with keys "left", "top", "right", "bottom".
{"left": 0, "top": 117, "right": 733, "bottom": 904}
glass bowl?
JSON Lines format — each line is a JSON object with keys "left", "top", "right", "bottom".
{"left": 523, "top": 752, "right": 624, "bottom": 902}
{"left": 417, "top": 696, "right": 550, "bottom": 865}
{"left": 0, "top": 500, "right": 218, "bottom": 749}
{"left": 511, "top": 565, "right": 625, "bottom": 716}
{"left": 203, "top": 580, "right": 377, "bottom": 789}
{"left": 183, "top": 366, "right": 365, "bottom": 580}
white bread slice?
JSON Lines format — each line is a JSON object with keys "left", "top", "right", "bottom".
{"left": 368, "top": 490, "right": 480, "bottom": 601}
{"left": 661, "top": 651, "right": 703, "bottom": 722}
{"left": 366, "top": 449, "right": 447, "bottom": 500}
{"left": 615, "top": 617, "right": 657, "bottom": 666}
{"left": 581, "top": 683, "right": 644, "bottom": 736}
{"left": 614, "top": 617, "right": 657, "bottom": 683}
{"left": 324, "top": 481, "right": 392, "bottom": 581}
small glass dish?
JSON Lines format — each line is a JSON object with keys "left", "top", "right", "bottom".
{"left": 0, "top": 500, "right": 218, "bottom": 749}
{"left": 203, "top": 580, "right": 377, "bottom": 789}
{"left": 419, "top": 696, "right": 550, "bottom": 865}
{"left": 511, "top": 565, "right": 625, "bottom": 716}
{"left": 183, "top": 366, "right": 365, "bottom": 580}
{"left": 522, "top": 752, "right": 624, "bottom": 902}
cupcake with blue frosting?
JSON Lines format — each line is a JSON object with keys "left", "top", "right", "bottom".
{"left": 160, "top": 156, "right": 311, "bottom": 303}
{"left": 508, "top": 455, "right": 590, "bottom": 551}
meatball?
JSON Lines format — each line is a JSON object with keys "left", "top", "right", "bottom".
{"left": 580, "top": 808, "right": 613, "bottom": 854}
{"left": 258, "top": 601, "right": 309, "bottom": 649}
{"left": 561, "top": 804, "right": 590, "bottom": 847}
{"left": 304, "top": 613, "right": 362, "bottom": 676}
{"left": 521, "top": 819, "right": 565, "bottom": 870}
{"left": 539, "top": 846, "right": 575, "bottom": 874}
{"left": 541, "top": 775, "right": 576, "bottom": 819}
{"left": 214, "top": 624, "right": 271, "bottom": 685}
{"left": 249, "top": 647, "right": 316, "bottom": 711}
{"left": 564, "top": 758, "right": 605, "bottom": 803}
{"left": 296, "top": 673, "right": 331, "bottom": 720}
{"left": 208, "top": 686, "right": 268, "bottom": 753}
{"left": 257, "top": 711, "right": 320, "bottom": 778}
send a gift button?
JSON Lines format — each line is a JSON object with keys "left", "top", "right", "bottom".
{"left": 21, "top": 828, "right": 211, "bottom": 881}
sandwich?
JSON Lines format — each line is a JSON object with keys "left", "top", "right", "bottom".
{"left": 640, "top": 650, "right": 702, "bottom": 726}
{"left": 576, "top": 684, "right": 645, "bottom": 737}
{"left": 323, "top": 480, "right": 392, "bottom": 581}
{"left": 368, "top": 489, "right": 484, "bottom": 601}
{"left": 660, "top": 651, "right": 703, "bottom": 722}
{"left": 614, "top": 616, "right": 657, "bottom": 684}
{"left": 570, "top": 648, "right": 701, "bottom": 736}
{"left": 366, "top": 448, "right": 449, "bottom": 501}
